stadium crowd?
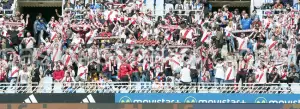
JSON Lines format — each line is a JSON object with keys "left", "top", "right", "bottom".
{"left": 0, "top": 0, "right": 300, "bottom": 90}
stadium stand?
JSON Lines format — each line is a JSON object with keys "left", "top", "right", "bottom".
{"left": 0, "top": 0, "right": 300, "bottom": 94}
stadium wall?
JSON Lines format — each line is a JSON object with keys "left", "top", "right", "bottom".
{"left": 0, "top": 94, "right": 115, "bottom": 103}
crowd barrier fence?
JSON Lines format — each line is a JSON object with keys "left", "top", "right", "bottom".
{"left": 0, "top": 82, "right": 299, "bottom": 94}
{"left": 0, "top": 9, "right": 13, "bottom": 16}
{"left": 0, "top": 82, "right": 300, "bottom": 103}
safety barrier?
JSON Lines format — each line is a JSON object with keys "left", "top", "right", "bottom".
{"left": 0, "top": 82, "right": 298, "bottom": 94}
{"left": 0, "top": 9, "right": 14, "bottom": 16}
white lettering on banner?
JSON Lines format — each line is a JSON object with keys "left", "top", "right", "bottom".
{"left": 126, "top": 99, "right": 246, "bottom": 103}
{"left": 119, "top": 96, "right": 246, "bottom": 103}
{"left": 255, "top": 97, "right": 300, "bottom": 104}
{"left": 197, "top": 99, "right": 246, "bottom": 103}
{"left": 132, "top": 99, "right": 180, "bottom": 103}
{"left": 268, "top": 100, "right": 300, "bottom": 103}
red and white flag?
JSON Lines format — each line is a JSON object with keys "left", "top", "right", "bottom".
{"left": 225, "top": 67, "right": 234, "bottom": 80}
{"left": 264, "top": 19, "right": 272, "bottom": 29}
{"left": 10, "top": 65, "right": 19, "bottom": 78}
{"left": 50, "top": 31, "right": 58, "bottom": 41}
{"left": 52, "top": 47, "right": 62, "bottom": 62}
{"left": 268, "top": 41, "right": 278, "bottom": 50}
{"left": 201, "top": 31, "right": 212, "bottom": 43}
{"left": 85, "top": 29, "right": 97, "bottom": 45}
{"left": 135, "top": 0, "right": 143, "bottom": 9}
{"left": 104, "top": 10, "right": 118, "bottom": 21}
{"left": 64, "top": 54, "right": 72, "bottom": 67}
{"left": 165, "top": 31, "right": 173, "bottom": 41}
{"left": 78, "top": 65, "right": 88, "bottom": 79}
{"left": 181, "top": 28, "right": 194, "bottom": 39}
{"left": 288, "top": 43, "right": 295, "bottom": 55}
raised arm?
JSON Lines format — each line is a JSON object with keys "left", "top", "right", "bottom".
{"left": 25, "top": 14, "right": 30, "bottom": 27}
{"left": 55, "top": 9, "right": 63, "bottom": 18}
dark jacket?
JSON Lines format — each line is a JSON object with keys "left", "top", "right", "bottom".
{"left": 296, "top": 44, "right": 300, "bottom": 55}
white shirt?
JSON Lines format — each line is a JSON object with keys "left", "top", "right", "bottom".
{"left": 65, "top": 70, "right": 75, "bottom": 77}
{"left": 215, "top": 63, "right": 225, "bottom": 79}
{"left": 19, "top": 70, "right": 29, "bottom": 84}
{"left": 9, "top": 65, "right": 19, "bottom": 78}
{"left": 24, "top": 37, "right": 35, "bottom": 49}
{"left": 236, "top": 37, "right": 248, "bottom": 50}
{"left": 180, "top": 67, "right": 191, "bottom": 82}
{"left": 51, "top": 45, "right": 62, "bottom": 62}
{"left": 78, "top": 65, "right": 88, "bottom": 80}
{"left": 188, "top": 55, "right": 196, "bottom": 69}
{"left": 126, "top": 39, "right": 135, "bottom": 44}
{"left": 225, "top": 66, "right": 235, "bottom": 80}
{"left": 255, "top": 68, "right": 267, "bottom": 83}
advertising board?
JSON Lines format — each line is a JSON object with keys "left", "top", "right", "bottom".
{"left": 115, "top": 93, "right": 300, "bottom": 104}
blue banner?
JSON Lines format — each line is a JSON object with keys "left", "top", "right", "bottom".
{"left": 193, "top": 104, "right": 284, "bottom": 109}
{"left": 115, "top": 93, "right": 300, "bottom": 103}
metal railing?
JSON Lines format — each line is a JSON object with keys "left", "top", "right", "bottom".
{"left": 0, "top": 9, "right": 13, "bottom": 16}
{"left": 208, "top": 0, "right": 250, "bottom": 1}
{"left": 0, "top": 81, "right": 297, "bottom": 94}
{"left": 18, "top": 0, "right": 61, "bottom": 1}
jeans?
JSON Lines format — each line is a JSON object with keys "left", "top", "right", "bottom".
{"left": 214, "top": 78, "right": 224, "bottom": 86}
{"left": 8, "top": 77, "right": 17, "bottom": 89}
{"left": 131, "top": 72, "right": 140, "bottom": 81}
{"left": 21, "top": 48, "right": 33, "bottom": 64}
{"left": 104, "top": 72, "right": 112, "bottom": 80}
{"left": 192, "top": 77, "right": 199, "bottom": 82}
{"left": 288, "top": 54, "right": 297, "bottom": 65}
{"left": 227, "top": 36, "right": 235, "bottom": 52}
{"left": 224, "top": 80, "right": 234, "bottom": 83}
{"left": 282, "top": 28, "right": 287, "bottom": 36}
{"left": 265, "top": 29, "right": 269, "bottom": 40}
{"left": 209, "top": 69, "right": 215, "bottom": 82}
{"left": 236, "top": 73, "right": 246, "bottom": 85}
{"left": 239, "top": 50, "right": 247, "bottom": 56}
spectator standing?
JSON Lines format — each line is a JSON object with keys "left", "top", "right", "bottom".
{"left": 250, "top": 10, "right": 259, "bottom": 21}
{"left": 236, "top": 68, "right": 247, "bottom": 85}
{"left": 31, "top": 63, "right": 41, "bottom": 91}
{"left": 33, "top": 16, "right": 40, "bottom": 43}
{"left": 62, "top": 72, "right": 75, "bottom": 87}
{"left": 267, "top": 67, "right": 279, "bottom": 83}
{"left": 19, "top": 65, "right": 30, "bottom": 88}
{"left": 0, "top": 66, "right": 6, "bottom": 82}
{"left": 180, "top": 64, "right": 191, "bottom": 83}
{"left": 214, "top": 59, "right": 225, "bottom": 86}
{"left": 64, "top": 0, "right": 75, "bottom": 9}
{"left": 224, "top": 61, "right": 236, "bottom": 83}
{"left": 21, "top": 32, "right": 36, "bottom": 64}
{"left": 241, "top": 14, "right": 252, "bottom": 30}
{"left": 118, "top": 59, "right": 132, "bottom": 81}
{"left": 53, "top": 65, "right": 64, "bottom": 82}
{"left": 76, "top": 63, "right": 88, "bottom": 82}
